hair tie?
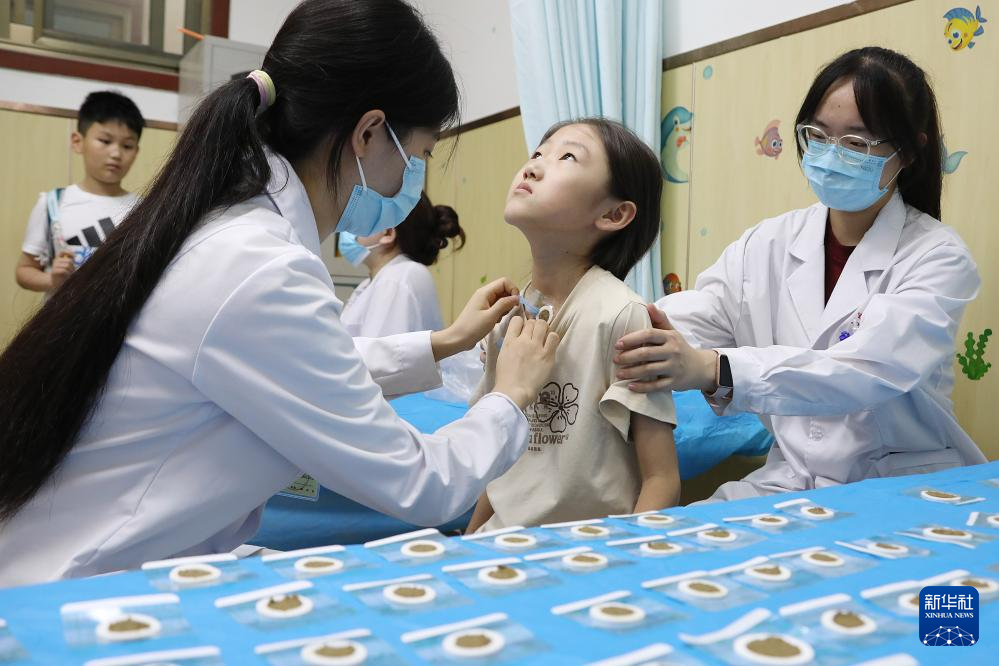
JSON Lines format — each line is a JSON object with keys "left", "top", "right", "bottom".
{"left": 246, "top": 69, "right": 277, "bottom": 112}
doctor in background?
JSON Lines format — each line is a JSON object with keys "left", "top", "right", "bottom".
{"left": 614, "top": 47, "right": 984, "bottom": 500}
{"left": 0, "top": 0, "right": 559, "bottom": 587}
{"left": 339, "top": 191, "right": 462, "bottom": 337}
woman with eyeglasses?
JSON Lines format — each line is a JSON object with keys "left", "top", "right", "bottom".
{"left": 613, "top": 47, "right": 984, "bottom": 501}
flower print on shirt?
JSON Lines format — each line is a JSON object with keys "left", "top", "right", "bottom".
{"left": 531, "top": 382, "right": 580, "bottom": 434}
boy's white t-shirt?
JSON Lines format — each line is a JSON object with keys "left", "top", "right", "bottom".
{"left": 22, "top": 185, "right": 137, "bottom": 267}
{"left": 474, "top": 265, "right": 677, "bottom": 530}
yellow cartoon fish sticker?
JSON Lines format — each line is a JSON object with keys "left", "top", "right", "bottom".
{"left": 944, "top": 5, "right": 987, "bottom": 51}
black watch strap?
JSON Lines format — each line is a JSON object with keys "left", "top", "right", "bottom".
{"left": 718, "top": 354, "right": 733, "bottom": 389}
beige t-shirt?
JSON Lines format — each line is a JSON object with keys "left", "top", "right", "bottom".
{"left": 474, "top": 266, "right": 677, "bottom": 530}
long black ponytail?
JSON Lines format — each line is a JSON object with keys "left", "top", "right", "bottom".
{"left": 795, "top": 47, "right": 944, "bottom": 219}
{"left": 0, "top": 0, "right": 459, "bottom": 522}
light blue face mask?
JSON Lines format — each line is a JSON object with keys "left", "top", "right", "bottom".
{"left": 802, "top": 139, "right": 902, "bottom": 212}
{"left": 337, "top": 231, "right": 378, "bottom": 266}
{"left": 335, "top": 122, "right": 426, "bottom": 236}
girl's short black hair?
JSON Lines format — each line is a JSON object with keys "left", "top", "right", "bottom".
{"left": 795, "top": 47, "right": 944, "bottom": 219}
{"left": 395, "top": 192, "right": 465, "bottom": 265}
{"left": 78, "top": 90, "right": 145, "bottom": 139}
{"left": 538, "top": 118, "right": 662, "bottom": 281}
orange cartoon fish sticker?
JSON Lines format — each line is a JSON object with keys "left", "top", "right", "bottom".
{"left": 755, "top": 120, "right": 783, "bottom": 159}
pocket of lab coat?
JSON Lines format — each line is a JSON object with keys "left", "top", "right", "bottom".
{"left": 872, "top": 448, "right": 964, "bottom": 478}
{"left": 800, "top": 410, "right": 884, "bottom": 482}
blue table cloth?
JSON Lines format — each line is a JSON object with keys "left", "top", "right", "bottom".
{"left": 2, "top": 461, "right": 997, "bottom": 665}
{"left": 253, "top": 392, "right": 773, "bottom": 550}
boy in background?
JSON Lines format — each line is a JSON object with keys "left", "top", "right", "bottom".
{"left": 16, "top": 91, "right": 144, "bottom": 294}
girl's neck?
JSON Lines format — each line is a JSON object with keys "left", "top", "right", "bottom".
{"left": 78, "top": 176, "right": 127, "bottom": 198}
{"left": 527, "top": 242, "right": 591, "bottom": 309}
{"left": 364, "top": 246, "right": 402, "bottom": 278}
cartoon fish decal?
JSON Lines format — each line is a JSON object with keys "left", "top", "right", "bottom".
{"left": 944, "top": 5, "right": 987, "bottom": 50}
{"left": 755, "top": 119, "right": 783, "bottom": 159}
{"left": 941, "top": 143, "right": 969, "bottom": 174}
{"left": 663, "top": 272, "right": 683, "bottom": 295}
{"left": 661, "top": 106, "right": 693, "bottom": 184}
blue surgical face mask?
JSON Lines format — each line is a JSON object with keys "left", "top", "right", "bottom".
{"left": 337, "top": 231, "right": 379, "bottom": 266}
{"left": 335, "top": 122, "right": 426, "bottom": 236}
{"left": 802, "top": 140, "right": 902, "bottom": 212}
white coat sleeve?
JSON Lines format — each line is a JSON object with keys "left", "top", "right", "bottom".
{"left": 192, "top": 251, "right": 529, "bottom": 526}
{"left": 352, "top": 330, "right": 441, "bottom": 399}
{"left": 722, "top": 245, "right": 980, "bottom": 417}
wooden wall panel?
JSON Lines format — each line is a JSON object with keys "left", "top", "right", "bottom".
{"left": 425, "top": 135, "right": 459, "bottom": 324}
{"left": 426, "top": 116, "right": 532, "bottom": 323}
{"left": 0, "top": 110, "right": 71, "bottom": 344}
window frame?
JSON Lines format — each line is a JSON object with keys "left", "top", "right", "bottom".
{"left": 1, "top": 0, "right": 228, "bottom": 72}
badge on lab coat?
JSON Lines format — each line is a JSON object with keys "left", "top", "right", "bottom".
{"left": 839, "top": 311, "right": 863, "bottom": 342}
{"left": 278, "top": 473, "right": 320, "bottom": 502}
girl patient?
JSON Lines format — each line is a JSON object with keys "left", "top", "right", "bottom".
{"left": 469, "top": 118, "right": 679, "bottom": 532}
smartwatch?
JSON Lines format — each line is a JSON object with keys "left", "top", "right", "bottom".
{"left": 718, "top": 354, "right": 733, "bottom": 388}
{"left": 710, "top": 353, "right": 733, "bottom": 399}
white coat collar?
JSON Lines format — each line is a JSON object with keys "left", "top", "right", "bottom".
{"left": 365, "top": 254, "right": 410, "bottom": 288}
{"left": 787, "top": 190, "right": 906, "bottom": 344}
{"left": 848, "top": 189, "right": 907, "bottom": 272}
{"left": 261, "top": 149, "right": 323, "bottom": 258}
{"left": 788, "top": 190, "right": 905, "bottom": 265}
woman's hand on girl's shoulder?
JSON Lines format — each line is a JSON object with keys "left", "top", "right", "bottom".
{"left": 614, "top": 304, "right": 717, "bottom": 394}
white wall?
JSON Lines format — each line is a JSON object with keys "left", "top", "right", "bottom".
{"left": 227, "top": 0, "right": 518, "bottom": 124}
{"left": 0, "top": 0, "right": 857, "bottom": 126}
{"left": 411, "top": 0, "right": 519, "bottom": 123}
{"left": 226, "top": 0, "right": 299, "bottom": 46}
{"left": 662, "top": 0, "right": 853, "bottom": 57}
{"left": 229, "top": 0, "right": 855, "bottom": 123}
{"left": 0, "top": 67, "right": 179, "bottom": 122}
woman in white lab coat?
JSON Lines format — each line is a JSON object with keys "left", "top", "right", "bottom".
{"left": 614, "top": 47, "right": 984, "bottom": 500}
{"left": 340, "top": 192, "right": 462, "bottom": 337}
{"left": 0, "top": 0, "right": 558, "bottom": 587}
